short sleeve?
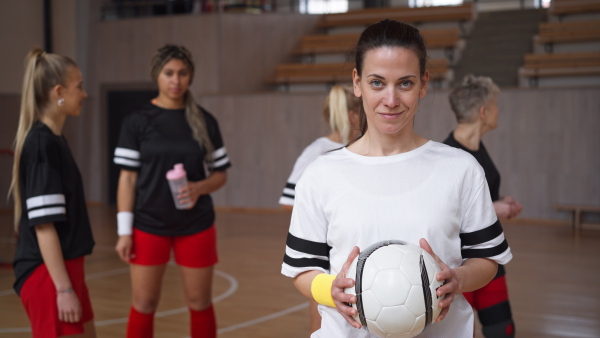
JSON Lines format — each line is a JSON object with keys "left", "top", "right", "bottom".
{"left": 113, "top": 114, "right": 142, "bottom": 171}
{"left": 22, "top": 140, "right": 67, "bottom": 227}
{"left": 281, "top": 167, "right": 331, "bottom": 278}
{"left": 203, "top": 108, "right": 231, "bottom": 172}
{"left": 459, "top": 164, "right": 512, "bottom": 265}
{"left": 279, "top": 151, "right": 312, "bottom": 207}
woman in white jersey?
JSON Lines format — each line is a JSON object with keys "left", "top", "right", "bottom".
{"left": 281, "top": 19, "right": 512, "bottom": 337}
{"left": 279, "top": 85, "right": 360, "bottom": 332}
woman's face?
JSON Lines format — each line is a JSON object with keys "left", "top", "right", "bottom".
{"left": 156, "top": 58, "right": 191, "bottom": 102}
{"left": 60, "top": 66, "right": 87, "bottom": 117}
{"left": 353, "top": 47, "right": 428, "bottom": 137}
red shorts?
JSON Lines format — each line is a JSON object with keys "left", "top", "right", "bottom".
{"left": 20, "top": 257, "right": 94, "bottom": 338}
{"left": 130, "top": 225, "right": 218, "bottom": 268}
{"left": 463, "top": 275, "right": 509, "bottom": 310}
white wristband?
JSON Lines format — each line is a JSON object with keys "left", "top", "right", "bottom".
{"left": 117, "top": 211, "right": 134, "bottom": 236}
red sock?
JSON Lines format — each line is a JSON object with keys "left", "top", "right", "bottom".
{"left": 190, "top": 305, "right": 216, "bottom": 338}
{"left": 127, "top": 306, "right": 154, "bottom": 338}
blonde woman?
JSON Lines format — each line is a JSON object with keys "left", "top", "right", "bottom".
{"left": 113, "top": 45, "right": 231, "bottom": 338}
{"left": 279, "top": 85, "right": 360, "bottom": 332}
{"left": 11, "top": 48, "right": 96, "bottom": 338}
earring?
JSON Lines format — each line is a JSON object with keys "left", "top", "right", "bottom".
{"left": 58, "top": 98, "right": 65, "bottom": 106}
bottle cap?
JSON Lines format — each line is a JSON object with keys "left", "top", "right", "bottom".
{"left": 166, "top": 163, "right": 186, "bottom": 180}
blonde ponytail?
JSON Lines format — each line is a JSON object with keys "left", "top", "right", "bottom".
{"left": 10, "top": 48, "right": 76, "bottom": 231}
{"left": 323, "top": 85, "right": 361, "bottom": 144}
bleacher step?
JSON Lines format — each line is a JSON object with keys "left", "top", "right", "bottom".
{"left": 453, "top": 9, "right": 547, "bottom": 88}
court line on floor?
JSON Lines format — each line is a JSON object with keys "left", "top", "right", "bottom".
{"left": 0, "top": 268, "right": 238, "bottom": 333}
{"left": 215, "top": 301, "right": 308, "bottom": 335}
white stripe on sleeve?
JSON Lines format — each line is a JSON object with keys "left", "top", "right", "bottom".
{"left": 211, "top": 156, "right": 230, "bottom": 168}
{"left": 114, "top": 157, "right": 141, "bottom": 167}
{"left": 114, "top": 147, "right": 140, "bottom": 160}
{"left": 213, "top": 147, "right": 227, "bottom": 159}
{"left": 28, "top": 207, "right": 66, "bottom": 219}
{"left": 26, "top": 194, "right": 65, "bottom": 210}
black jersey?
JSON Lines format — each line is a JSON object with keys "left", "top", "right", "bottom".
{"left": 13, "top": 122, "right": 95, "bottom": 295}
{"left": 113, "top": 103, "right": 231, "bottom": 236}
{"left": 443, "top": 132, "right": 500, "bottom": 201}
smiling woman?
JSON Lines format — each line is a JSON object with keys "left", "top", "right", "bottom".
{"left": 282, "top": 19, "right": 512, "bottom": 338}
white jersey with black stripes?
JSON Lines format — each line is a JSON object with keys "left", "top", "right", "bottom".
{"left": 279, "top": 137, "right": 343, "bottom": 206}
{"left": 281, "top": 140, "right": 512, "bottom": 338}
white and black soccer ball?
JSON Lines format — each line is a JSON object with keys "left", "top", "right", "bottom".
{"left": 344, "top": 240, "right": 445, "bottom": 338}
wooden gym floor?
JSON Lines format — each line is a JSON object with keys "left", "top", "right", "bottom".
{"left": 0, "top": 205, "right": 599, "bottom": 337}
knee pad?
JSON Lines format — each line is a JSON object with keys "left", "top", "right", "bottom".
{"left": 482, "top": 319, "right": 515, "bottom": 338}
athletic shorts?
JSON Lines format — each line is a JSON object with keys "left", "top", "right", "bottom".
{"left": 130, "top": 225, "right": 218, "bottom": 268}
{"left": 20, "top": 256, "right": 94, "bottom": 338}
{"left": 463, "top": 275, "right": 509, "bottom": 309}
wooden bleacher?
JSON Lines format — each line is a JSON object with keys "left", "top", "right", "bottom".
{"left": 268, "top": 4, "right": 476, "bottom": 91}
{"left": 293, "top": 28, "right": 461, "bottom": 56}
{"left": 536, "top": 20, "right": 600, "bottom": 52}
{"left": 270, "top": 59, "right": 451, "bottom": 88}
{"left": 318, "top": 4, "right": 475, "bottom": 31}
{"left": 554, "top": 204, "right": 600, "bottom": 235}
{"left": 549, "top": 0, "right": 600, "bottom": 17}
{"left": 519, "top": 51, "right": 600, "bottom": 86}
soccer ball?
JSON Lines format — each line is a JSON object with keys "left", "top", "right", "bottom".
{"left": 344, "top": 240, "right": 444, "bottom": 338}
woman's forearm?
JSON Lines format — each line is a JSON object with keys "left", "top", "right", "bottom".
{"left": 117, "top": 170, "right": 138, "bottom": 212}
{"left": 194, "top": 170, "right": 227, "bottom": 195}
{"left": 293, "top": 270, "right": 323, "bottom": 300}
{"left": 35, "top": 223, "right": 72, "bottom": 292}
{"left": 455, "top": 258, "right": 498, "bottom": 293}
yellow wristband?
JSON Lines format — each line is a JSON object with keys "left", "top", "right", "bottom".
{"left": 311, "top": 273, "right": 337, "bottom": 308}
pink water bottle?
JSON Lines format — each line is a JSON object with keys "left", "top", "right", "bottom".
{"left": 166, "top": 163, "right": 192, "bottom": 209}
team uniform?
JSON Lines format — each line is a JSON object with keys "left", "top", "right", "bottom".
{"left": 444, "top": 132, "right": 515, "bottom": 337}
{"left": 282, "top": 141, "right": 512, "bottom": 338}
{"left": 114, "top": 102, "right": 230, "bottom": 338}
{"left": 13, "top": 122, "right": 95, "bottom": 338}
{"left": 279, "top": 137, "right": 343, "bottom": 206}
{"left": 113, "top": 102, "right": 231, "bottom": 265}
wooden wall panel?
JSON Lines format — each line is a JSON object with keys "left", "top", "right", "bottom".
{"left": 218, "top": 14, "right": 320, "bottom": 93}
{"left": 196, "top": 87, "right": 599, "bottom": 221}
{"left": 199, "top": 94, "right": 328, "bottom": 208}
{"left": 1, "top": 9, "right": 596, "bottom": 222}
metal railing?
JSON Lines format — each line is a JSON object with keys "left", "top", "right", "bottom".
{"left": 100, "top": 0, "right": 548, "bottom": 21}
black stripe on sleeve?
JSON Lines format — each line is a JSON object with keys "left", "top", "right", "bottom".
{"left": 461, "top": 239, "right": 509, "bottom": 259}
{"left": 286, "top": 232, "right": 331, "bottom": 257}
{"left": 460, "top": 219, "right": 504, "bottom": 247}
{"left": 214, "top": 154, "right": 227, "bottom": 162}
{"left": 281, "top": 193, "right": 294, "bottom": 200}
{"left": 28, "top": 203, "right": 66, "bottom": 212}
{"left": 212, "top": 162, "right": 231, "bottom": 171}
{"left": 283, "top": 254, "right": 330, "bottom": 270}
{"left": 285, "top": 182, "right": 296, "bottom": 190}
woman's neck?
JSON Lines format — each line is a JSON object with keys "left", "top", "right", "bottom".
{"left": 40, "top": 111, "right": 66, "bottom": 136}
{"left": 349, "top": 128, "right": 427, "bottom": 157}
{"left": 453, "top": 123, "right": 483, "bottom": 151}
{"left": 153, "top": 96, "right": 185, "bottom": 110}
{"left": 327, "top": 131, "right": 343, "bottom": 144}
